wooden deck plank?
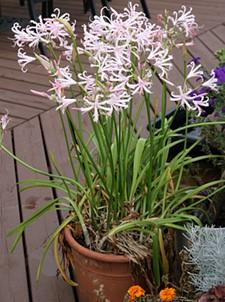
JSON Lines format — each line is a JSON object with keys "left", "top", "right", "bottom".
{"left": 0, "top": 88, "right": 52, "bottom": 110}
{"left": 212, "top": 24, "right": 225, "bottom": 44}
{"left": 0, "top": 99, "right": 43, "bottom": 119}
{"left": 0, "top": 115, "right": 25, "bottom": 128}
{"left": 40, "top": 110, "right": 74, "bottom": 180}
{"left": 0, "top": 77, "right": 50, "bottom": 96}
{"left": 0, "top": 131, "right": 29, "bottom": 302}
{"left": 198, "top": 30, "right": 225, "bottom": 55}
{"left": 0, "top": 56, "right": 49, "bottom": 76}
{"left": 0, "top": 66, "right": 51, "bottom": 87}
{"left": 188, "top": 37, "right": 218, "bottom": 72}
{"left": 40, "top": 109, "right": 75, "bottom": 218}
{"left": 13, "top": 117, "right": 75, "bottom": 302}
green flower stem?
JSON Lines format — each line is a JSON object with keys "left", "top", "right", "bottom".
{"left": 176, "top": 48, "right": 189, "bottom": 190}
{"left": 57, "top": 18, "right": 83, "bottom": 73}
{"left": 143, "top": 91, "right": 153, "bottom": 214}
{"left": 175, "top": 110, "right": 189, "bottom": 190}
{"left": 160, "top": 81, "right": 167, "bottom": 132}
{"left": 58, "top": 110, "right": 78, "bottom": 181}
{"left": 66, "top": 110, "right": 110, "bottom": 196}
{"left": 99, "top": 117, "right": 116, "bottom": 220}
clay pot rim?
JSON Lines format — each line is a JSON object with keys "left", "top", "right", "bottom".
{"left": 64, "top": 226, "right": 130, "bottom": 263}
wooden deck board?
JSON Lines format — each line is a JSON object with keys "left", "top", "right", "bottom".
{"left": 212, "top": 24, "right": 225, "bottom": 43}
{"left": 198, "top": 30, "right": 225, "bottom": 57}
{"left": 0, "top": 131, "right": 29, "bottom": 302}
{"left": 188, "top": 37, "right": 218, "bottom": 72}
{"left": 13, "top": 117, "right": 75, "bottom": 302}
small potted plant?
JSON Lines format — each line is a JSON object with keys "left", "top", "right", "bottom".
{"left": 188, "top": 49, "right": 225, "bottom": 226}
{"left": 1, "top": 4, "right": 225, "bottom": 302}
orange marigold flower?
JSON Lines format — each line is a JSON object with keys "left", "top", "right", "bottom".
{"left": 128, "top": 285, "right": 145, "bottom": 301}
{"left": 159, "top": 288, "right": 176, "bottom": 302}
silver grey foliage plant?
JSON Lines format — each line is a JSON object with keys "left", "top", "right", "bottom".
{"left": 185, "top": 224, "right": 225, "bottom": 292}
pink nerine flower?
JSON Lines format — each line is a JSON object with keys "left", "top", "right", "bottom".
{"left": 17, "top": 48, "right": 36, "bottom": 72}
{"left": 56, "top": 95, "right": 77, "bottom": 113}
{"left": 128, "top": 75, "right": 152, "bottom": 95}
{"left": 0, "top": 112, "right": 10, "bottom": 130}
{"left": 171, "top": 86, "right": 208, "bottom": 116}
{"left": 11, "top": 3, "right": 211, "bottom": 121}
{"left": 168, "top": 6, "right": 199, "bottom": 38}
{"left": 80, "top": 95, "right": 111, "bottom": 122}
{"left": 186, "top": 61, "right": 203, "bottom": 80}
{"left": 202, "top": 71, "right": 218, "bottom": 91}
{"left": 53, "top": 66, "right": 77, "bottom": 88}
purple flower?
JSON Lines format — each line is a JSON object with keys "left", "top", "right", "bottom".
{"left": 208, "top": 98, "right": 216, "bottom": 107}
{"left": 213, "top": 66, "right": 225, "bottom": 84}
{"left": 221, "top": 106, "right": 225, "bottom": 114}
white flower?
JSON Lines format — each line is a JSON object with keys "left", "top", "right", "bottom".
{"left": 52, "top": 66, "right": 76, "bottom": 89}
{"left": 80, "top": 95, "right": 111, "bottom": 122}
{"left": 202, "top": 71, "right": 218, "bottom": 91}
{"left": 106, "top": 91, "right": 131, "bottom": 111}
{"left": 78, "top": 72, "right": 96, "bottom": 92}
{"left": 56, "top": 95, "right": 77, "bottom": 113}
{"left": 168, "top": 6, "right": 199, "bottom": 38}
{"left": 0, "top": 111, "right": 10, "bottom": 130}
{"left": 12, "top": 22, "right": 38, "bottom": 47}
{"left": 12, "top": 9, "right": 72, "bottom": 51}
{"left": 128, "top": 76, "right": 152, "bottom": 95}
{"left": 148, "top": 46, "right": 173, "bottom": 78}
{"left": 45, "top": 19, "right": 71, "bottom": 47}
{"left": 63, "top": 41, "right": 73, "bottom": 61}
{"left": 187, "top": 61, "right": 203, "bottom": 80}
{"left": 12, "top": 22, "right": 47, "bottom": 48}
{"left": 50, "top": 8, "right": 70, "bottom": 21}
{"left": 17, "top": 48, "right": 36, "bottom": 72}
{"left": 192, "top": 96, "right": 209, "bottom": 116}
{"left": 109, "top": 69, "right": 131, "bottom": 90}
{"left": 171, "top": 86, "right": 209, "bottom": 115}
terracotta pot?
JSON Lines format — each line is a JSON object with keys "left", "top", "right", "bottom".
{"left": 64, "top": 227, "right": 133, "bottom": 302}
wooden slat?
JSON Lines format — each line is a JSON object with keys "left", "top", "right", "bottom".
{"left": 198, "top": 30, "right": 225, "bottom": 54}
{"left": 0, "top": 66, "right": 51, "bottom": 87}
{"left": 0, "top": 88, "right": 52, "bottom": 110}
{"left": 13, "top": 117, "right": 75, "bottom": 302}
{"left": 1, "top": 115, "right": 25, "bottom": 128}
{"left": 0, "top": 131, "right": 29, "bottom": 302}
{"left": 0, "top": 56, "right": 48, "bottom": 76}
{"left": 40, "top": 109, "right": 73, "bottom": 180}
{"left": 0, "top": 99, "right": 42, "bottom": 119}
{"left": 212, "top": 24, "right": 225, "bottom": 43}
{"left": 0, "top": 77, "right": 49, "bottom": 96}
{"left": 188, "top": 37, "right": 218, "bottom": 72}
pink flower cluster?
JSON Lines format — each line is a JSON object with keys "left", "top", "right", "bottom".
{"left": 171, "top": 62, "right": 218, "bottom": 116}
{"left": 11, "top": 3, "right": 218, "bottom": 120}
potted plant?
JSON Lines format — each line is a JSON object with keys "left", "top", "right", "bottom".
{"left": 185, "top": 49, "right": 225, "bottom": 227}
{"left": 1, "top": 4, "right": 225, "bottom": 302}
